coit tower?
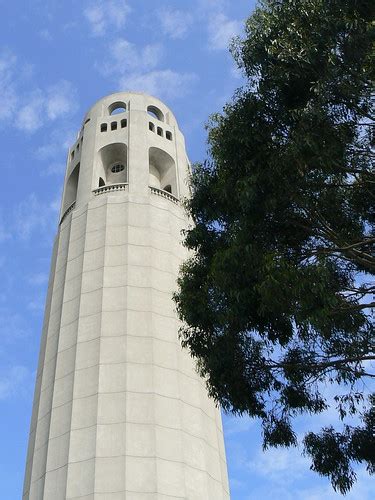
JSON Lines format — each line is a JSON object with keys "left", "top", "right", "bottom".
{"left": 23, "top": 92, "right": 229, "bottom": 499}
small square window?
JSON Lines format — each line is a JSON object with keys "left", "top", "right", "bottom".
{"left": 101, "top": 123, "right": 107, "bottom": 132}
{"left": 166, "top": 131, "right": 172, "bottom": 141}
{"left": 121, "top": 119, "right": 127, "bottom": 128}
{"left": 111, "top": 122, "right": 117, "bottom": 131}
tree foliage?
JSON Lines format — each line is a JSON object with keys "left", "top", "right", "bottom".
{"left": 174, "top": 0, "right": 375, "bottom": 493}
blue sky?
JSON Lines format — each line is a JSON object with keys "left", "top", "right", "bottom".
{"left": 0, "top": 0, "right": 373, "bottom": 498}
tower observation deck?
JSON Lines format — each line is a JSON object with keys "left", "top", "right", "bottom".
{"left": 23, "top": 92, "right": 230, "bottom": 499}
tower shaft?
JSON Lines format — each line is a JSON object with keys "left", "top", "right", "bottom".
{"left": 23, "top": 93, "right": 229, "bottom": 499}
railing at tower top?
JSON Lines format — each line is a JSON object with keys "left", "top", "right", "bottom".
{"left": 59, "top": 201, "right": 76, "bottom": 225}
{"left": 149, "top": 186, "right": 179, "bottom": 204}
{"left": 93, "top": 183, "right": 129, "bottom": 195}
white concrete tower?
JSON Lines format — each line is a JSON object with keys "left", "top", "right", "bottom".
{"left": 23, "top": 92, "right": 230, "bottom": 500}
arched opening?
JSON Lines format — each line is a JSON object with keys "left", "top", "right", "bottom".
{"left": 108, "top": 102, "right": 127, "bottom": 115}
{"left": 166, "top": 131, "right": 172, "bottom": 141}
{"left": 63, "top": 163, "right": 80, "bottom": 212}
{"left": 149, "top": 147, "right": 177, "bottom": 196}
{"left": 98, "top": 143, "right": 128, "bottom": 186}
{"left": 149, "top": 122, "right": 155, "bottom": 132}
{"left": 101, "top": 123, "right": 107, "bottom": 132}
{"left": 99, "top": 177, "right": 105, "bottom": 187}
{"left": 157, "top": 127, "right": 163, "bottom": 137}
{"left": 147, "top": 105, "right": 164, "bottom": 122}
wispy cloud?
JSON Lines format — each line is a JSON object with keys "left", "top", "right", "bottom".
{"left": 119, "top": 69, "right": 198, "bottom": 101}
{"left": 34, "top": 126, "right": 75, "bottom": 177}
{"left": 0, "top": 366, "right": 31, "bottom": 400}
{"left": 158, "top": 8, "right": 194, "bottom": 40}
{"left": 102, "top": 38, "right": 163, "bottom": 75}
{"left": 99, "top": 38, "right": 198, "bottom": 101}
{"left": 247, "top": 445, "right": 309, "bottom": 483}
{"left": 207, "top": 13, "right": 242, "bottom": 51}
{"left": 0, "top": 311, "right": 30, "bottom": 343}
{"left": 0, "top": 212, "right": 11, "bottom": 243}
{"left": 27, "top": 272, "right": 49, "bottom": 286}
{"left": 41, "top": 162, "right": 66, "bottom": 176}
{"left": 0, "top": 50, "right": 78, "bottom": 133}
{"left": 15, "top": 81, "right": 77, "bottom": 133}
{"left": 84, "top": 0, "right": 131, "bottom": 36}
{"left": 14, "top": 193, "right": 60, "bottom": 240}
{"left": 0, "top": 51, "right": 17, "bottom": 120}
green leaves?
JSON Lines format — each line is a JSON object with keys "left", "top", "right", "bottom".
{"left": 175, "top": 0, "right": 374, "bottom": 493}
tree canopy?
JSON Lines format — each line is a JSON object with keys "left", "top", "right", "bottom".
{"left": 174, "top": 0, "right": 374, "bottom": 493}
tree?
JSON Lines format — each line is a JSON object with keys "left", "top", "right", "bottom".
{"left": 174, "top": 0, "right": 375, "bottom": 493}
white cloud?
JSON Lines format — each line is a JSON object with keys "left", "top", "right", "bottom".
{"left": 0, "top": 366, "right": 30, "bottom": 400}
{"left": 0, "top": 51, "right": 17, "bottom": 120}
{"left": 46, "top": 81, "right": 77, "bottom": 120}
{"left": 0, "top": 213, "right": 11, "bottom": 243}
{"left": 39, "top": 29, "right": 52, "bottom": 41}
{"left": 0, "top": 311, "right": 30, "bottom": 343}
{"left": 119, "top": 69, "right": 198, "bottom": 101}
{"left": 35, "top": 127, "right": 75, "bottom": 161}
{"left": 158, "top": 9, "right": 194, "bottom": 39}
{"left": 15, "top": 91, "right": 44, "bottom": 132}
{"left": 208, "top": 13, "right": 242, "bottom": 50}
{"left": 84, "top": 0, "right": 131, "bottom": 36}
{"left": 198, "top": 0, "right": 227, "bottom": 11}
{"left": 15, "top": 81, "right": 77, "bottom": 133}
{"left": 14, "top": 193, "right": 60, "bottom": 240}
{"left": 42, "top": 162, "right": 66, "bottom": 176}
{"left": 224, "top": 414, "right": 254, "bottom": 435}
{"left": 103, "top": 38, "right": 163, "bottom": 75}
{"left": 27, "top": 272, "right": 48, "bottom": 286}
{"left": 99, "top": 38, "right": 197, "bottom": 101}
{"left": 27, "top": 295, "right": 46, "bottom": 312}
{"left": 0, "top": 49, "right": 78, "bottom": 133}
{"left": 247, "top": 445, "right": 309, "bottom": 483}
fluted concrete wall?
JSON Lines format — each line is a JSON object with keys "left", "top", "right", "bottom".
{"left": 23, "top": 93, "right": 230, "bottom": 500}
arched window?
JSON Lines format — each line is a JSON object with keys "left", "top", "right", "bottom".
{"left": 166, "top": 131, "right": 172, "bottom": 141}
{"left": 121, "top": 119, "right": 127, "bottom": 128}
{"left": 147, "top": 105, "right": 164, "bottom": 122}
{"left": 157, "top": 127, "right": 163, "bottom": 137}
{"left": 98, "top": 143, "right": 128, "bottom": 186}
{"left": 108, "top": 101, "right": 127, "bottom": 115}
{"left": 149, "top": 122, "right": 155, "bottom": 132}
{"left": 101, "top": 123, "right": 107, "bottom": 132}
{"left": 149, "top": 147, "right": 177, "bottom": 196}
{"left": 111, "top": 121, "right": 117, "bottom": 131}
{"left": 63, "top": 163, "right": 80, "bottom": 212}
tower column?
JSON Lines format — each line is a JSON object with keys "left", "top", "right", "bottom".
{"left": 24, "top": 92, "right": 230, "bottom": 500}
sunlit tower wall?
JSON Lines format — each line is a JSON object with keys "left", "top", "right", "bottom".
{"left": 23, "top": 92, "right": 230, "bottom": 500}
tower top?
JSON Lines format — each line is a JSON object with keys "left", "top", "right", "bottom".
{"left": 81, "top": 91, "right": 179, "bottom": 129}
{"left": 60, "top": 91, "right": 190, "bottom": 224}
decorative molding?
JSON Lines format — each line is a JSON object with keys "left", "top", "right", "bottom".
{"left": 93, "top": 183, "right": 129, "bottom": 195}
{"left": 59, "top": 201, "right": 76, "bottom": 225}
{"left": 150, "top": 186, "right": 179, "bottom": 204}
